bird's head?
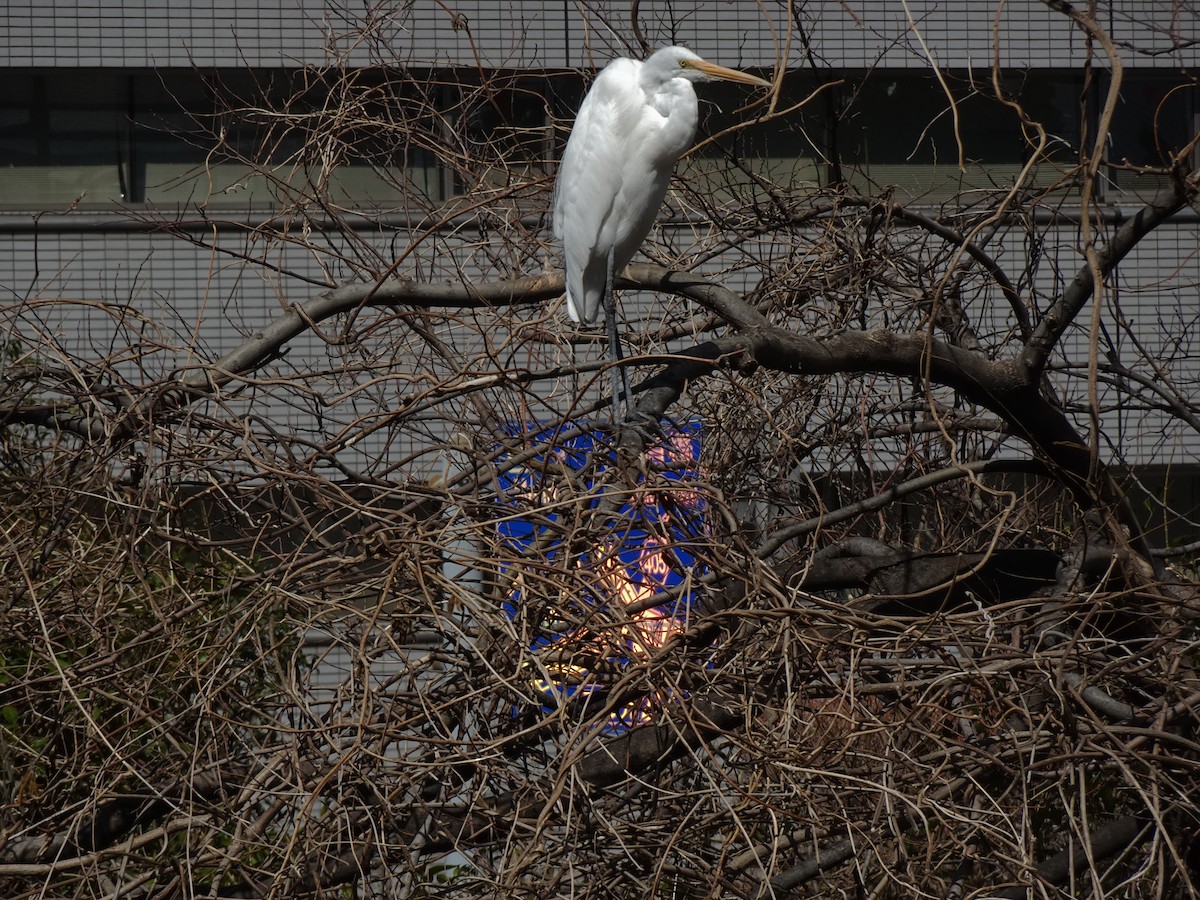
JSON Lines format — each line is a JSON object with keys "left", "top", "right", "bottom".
{"left": 646, "top": 46, "right": 771, "bottom": 89}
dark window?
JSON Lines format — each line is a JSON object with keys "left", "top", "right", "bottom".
{"left": 675, "top": 68, "right": 1087, "bottom": 205}
{"left": 0, "top": 70, "right": 126, "bottom": 207}
{"left": 0, "top": 67, "right": 446, "bottom": 211}
{"left": 836, "top": 69, "right": 1083, "bottom": 201}
{"left": 1106, "top": 72, "right": 1197, "bottom": 200}
{"left": 453, "top": 71, "right": 578, "bottom": 195}
{"left": 0, "top": 65, "right": 1192, "bottom": 211}
{"left": 682, "top": 70, "right": 826, "bottom": 204}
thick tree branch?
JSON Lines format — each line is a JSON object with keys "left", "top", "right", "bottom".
{"left": 577, "top": 699, "right": 743, "bottom": 787}
{"left": 757, "top": 460, "right": 1050, "bottom": 559}
{"left": 3, "top": 254, "right": 1164, "bottom": 559}
{"left": 744, "top": 327, "right": 1098, "bottom": 491}
{"left": 995, "top": 815, "right": 1148, "bottom": 899}
{"left": 1020, "top": 176, "right": 1198, "bottom": 378}
{"left": 626, "top": 321, "right": 1157, "bottom": 563}
{"left": 621, "top": 264, "right": 771, "bottom": 329}
{"left": 0, "top": 771, "right": 237, "bottom": 867}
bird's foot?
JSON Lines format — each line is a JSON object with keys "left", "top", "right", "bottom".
{"left": 616, "top": 406, "right": 664, "bottom": 445}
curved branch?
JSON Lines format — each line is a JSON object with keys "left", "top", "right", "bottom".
{"left": 995, "top": 815, "right": 1148, "bottom": 899}
{"left": 628, "top": 321, "right": 1156, "bottom": 564}
{"left": 1020, "top": 175, "right": 1196, "bottom": 376}
{"left": 0, "top": 770, "right": 238, "bottom": 867}
{"left": 757, "top": 459, "right": 1050, "bottom": 558}
{"left": 199, "top": 272, "right": 565, "bottom": 390}
{"left": 3, "top": 266, "right": 761, "bottom": 444}
{"left": 2, "top": 261, "right": 1157, "bottom": 562}
{"left": 620, "top": 264, "right": 771, "bottom": 329}
{"left": 744, "top": 326, "right": 1095, "bottom": 481}
{"left": 839, "top": 198, "right": 1030, "bottom": 339}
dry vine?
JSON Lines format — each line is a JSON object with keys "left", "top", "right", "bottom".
{"left": 2, "top": 2, "right": 1199, "bottom": 898}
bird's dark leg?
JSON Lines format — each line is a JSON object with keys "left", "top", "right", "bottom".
{"left": 602, "top": 249, "right": 631, "bottom": 422}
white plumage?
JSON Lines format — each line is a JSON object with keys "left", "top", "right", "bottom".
{"left": 553, "top": 46, "right": 770, "bottom": 325}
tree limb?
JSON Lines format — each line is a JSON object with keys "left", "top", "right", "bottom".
{"left": 1020, "top": 175, "right": 1197, "bottom": 378}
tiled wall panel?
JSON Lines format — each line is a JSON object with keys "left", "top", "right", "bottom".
{"left": 2, "top": 217, "right": 1196, "bottom": 472}
{"left": 2, "top": 2, "right": 1194, "bottom": 69}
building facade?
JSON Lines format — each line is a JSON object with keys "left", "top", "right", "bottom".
{"left": 1, "top": 2, "right": 1197, "bottom": 490}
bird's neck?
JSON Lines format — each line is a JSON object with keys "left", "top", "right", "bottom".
{"left": 643, "top": 79, "right": 699, "bottom": 163}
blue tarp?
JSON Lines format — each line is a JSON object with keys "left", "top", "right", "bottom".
{"left": 493, "top": 420, "right": 709, "bottom": 732}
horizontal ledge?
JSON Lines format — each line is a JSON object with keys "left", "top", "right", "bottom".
{"left": 0, "top": 204, "right": 1196, "bottom": 234}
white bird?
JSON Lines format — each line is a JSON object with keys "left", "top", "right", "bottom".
{"left": 553, "top": 46, "right": 770, "bottom": 414}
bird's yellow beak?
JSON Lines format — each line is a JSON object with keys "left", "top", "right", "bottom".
{"left": 684, "top": 59, "right": 771, "bottom": 88}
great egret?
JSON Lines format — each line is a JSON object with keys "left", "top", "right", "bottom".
{"left": 552, "top": 46, "right": 770, "bottom": 417}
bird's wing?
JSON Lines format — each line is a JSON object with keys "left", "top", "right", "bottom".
{"left": 553, "top": 59, "right": 644, "bottom": 323}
